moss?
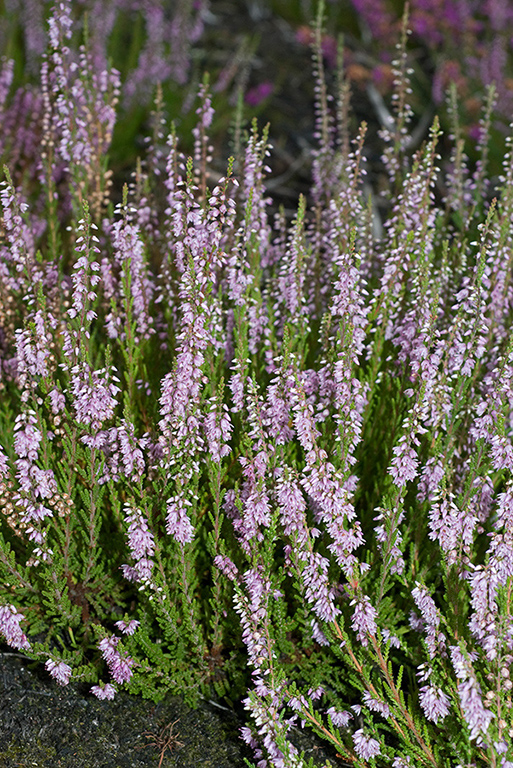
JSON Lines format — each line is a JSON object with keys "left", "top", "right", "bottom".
{"left": 0, "top": 738, "right": 57, "bottom": 768}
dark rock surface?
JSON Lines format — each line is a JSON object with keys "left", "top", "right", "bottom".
{"left": 0, "top": 651, "right": 253, "bottom": 768}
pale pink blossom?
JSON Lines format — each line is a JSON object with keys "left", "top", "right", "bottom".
{"left": 45, "top": 659, "right": 72, "bottom": 685}
{"left": 352, "top": 728, "right": 381, "bottom": 759}
{"left": 91, "top": 683, "right": 116, "bottom": 700}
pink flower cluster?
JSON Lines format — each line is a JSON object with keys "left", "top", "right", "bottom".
{"left": 98, "top": 635, "right": 134, "bottom": 685}
{"left": 0, "top": 604, "right": 31, "bottom": 651}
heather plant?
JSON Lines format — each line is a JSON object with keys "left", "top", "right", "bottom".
{"left": 1, "top": 2, "right": 513, "bottom": 767}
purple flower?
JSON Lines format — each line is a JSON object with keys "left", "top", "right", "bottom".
{"left": 352, "top": 728, "right": 381, "bottom": 759}
{"left": 91, "top": 682, "right": 116, "bottom": 700}
{"left": 13, "top": 416, "right": 41, "bottom": 460}
{"left": 308, "top": 686, "right": 324, "bottom": 701}
{"left": 126, "top": 509, "right": 154, "bottom": 559}
{"left": 108, "top": 655, "right": 134, "bottom": 684}
{"left": 362, "top": 690, "right": 390, "bottom": 718}
{"left": 381, "top": 628, "right": 401, "bottom": 648}
{"left": 0, "top": 166, "right": 36, "bottom": 276}
{"left": 120, "top": 560, "right": 153, "bottom": 583}
{"left": 274, "top": 202, "right": 308, "bottom": 330}
{"left": 15, "top": 310, "right": 51, "bottom": 389}
{"left": 165, "top": 493, "right": 194, "bottom": 544}
{"left": 276, "top": 471, "right": 308, "bottom": 542}
{"left": 118, "top": 426, "right": 147, "bottom": 479}
{"left": 428, "top": 493, "right": 477, "bottom": 566}
{"left": 98, "top": 636, "right": 120, "bottom": 663}
{"left": 495, "top": 740, "right": 509, "bottom": 755}
{"left": 45, "top": 658, "right": 72, "bottom": 685}
{"left": 214, "top": 554, "right": 238, "bottom": 581}
{"left": 0, "top": 58, "right": 13, "bottom": 109}
{"left": 158, "top": 348, "right": 206, "bottom": 456}
{"left": 241, "top": 693, "right": 299, "bottom": 767}
{"left": 412, "top": 582, "right": 446, "bottom": 658}
{"left": 450, "top": 644, "right": 478, "bottom": 680}
{"left": 0, "top": 604, "right": 31, "bottom": 650}
{"left": 0, "top": 446, "right": 9, "bottom": 478}
{"left": 67, "top": 225, "right": 101, "bottom": 323}
{"left": 245, "top": 81, "right": 273, "bottom": 107}
{"left": 232, "top": 568, "right": 272, "bottom": 673}
{"left": 48, "top": 0, "right": 72, "bottom": 49}
{"left": 29, "top": 467, "right": 57, "bottom": 499}
{"left": 417, "top": 458, "right": 445, "bottom": 503}
{"left": 70, "top": 363, "right": 119, "bottom": 431}
{"left": 98, "top": 635, "right": 134, "bottom": 685}
{"left": 288, "top": 693, "right": 309, "bottom": 711}
{"left": 47, "top": 0, "right": 120, "bottom": 178}
{"left": 411, "top": 583, "right": 441, "bottom": 627}
{"left": 109, "top": 212, "right": 155, "bottom": 342}
{"left": 237, "top": 488, "right": 271, "bottom": 544}
{"left": 300, "top": 551, "right": 340, "bottom": 622}
{"left": 326, "top": 707, "right": 353, "bottom": 727}
{"left": 389, "top": 437, "right": 419, "bottom": 487}
{"left": 203, "top": 400, "right": 233, "bottom": 462}
{"left": 238, "top": 127, "right": 272, "bottom": 261}
{"left": 292, "top": 396, "right": 320, "bottom": 454}
{"left": 468, "top": 565, "right": 500, "bottom": 649}
{"left": 449, "top": 644, "right": 493, "bottom": 740}
{"left": 458, "top": 678, "right": 495, "bottom": 740}
{"left": 311, "top": 619, "right": 329, "bottom": 646}
{"left": 122, "top": 504, "right": 155, "bottom": 584}
{"left": 262, "top": 372, "right": 295, "bottom": 445}
{"left": 100, "top": 422, "right": 147, "bottom": 483}
{"left": 418, "top": 684, "right": 451, "bottom": 723}
{"left": 115, "top": 619, "right": 140, "bottom": 636}
{"left": 228, "top": 369, "right": 245, "bottom": 413}
{"left": 328, "top": 518, "right": 365, "bottom": 571}
{"left": 350, "top": 595, "right": 378, "bottom": 646}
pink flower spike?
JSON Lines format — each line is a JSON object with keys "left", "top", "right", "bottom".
{"left": 0, "top": 604, "right": 31, "bottom": 651}
{"left": 419, "top": 684, "right": 451, "bottom": 723}
{"left": 91, "top": 683, "right": 116, "bottom": 700}
{"left": 350, "top": 595, "right": 378, "bottom": 646}
{"left": 352, "top": 728, "right": 381, "bottom": 759}
{"left": 109, "top": 655, "right": 134, "bottom": 684}
{"left": 98, "top": 635, "right": 120, "bottom": 662}
{"left": 45, "top": 659, "right": 72, "bottom": 686}
{"left": 165, "top": 494, "right": 194, "bottom": 544}
{"left": 326, "top": 707, "right": 353, "bottom": 727}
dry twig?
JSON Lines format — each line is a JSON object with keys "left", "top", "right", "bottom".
{"left": 136, "top": 718, "right": 184, "bottom": 768}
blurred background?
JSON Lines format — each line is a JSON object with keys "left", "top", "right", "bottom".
{"left": 1, "top": 0, "right": 512, "bottom": 211}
